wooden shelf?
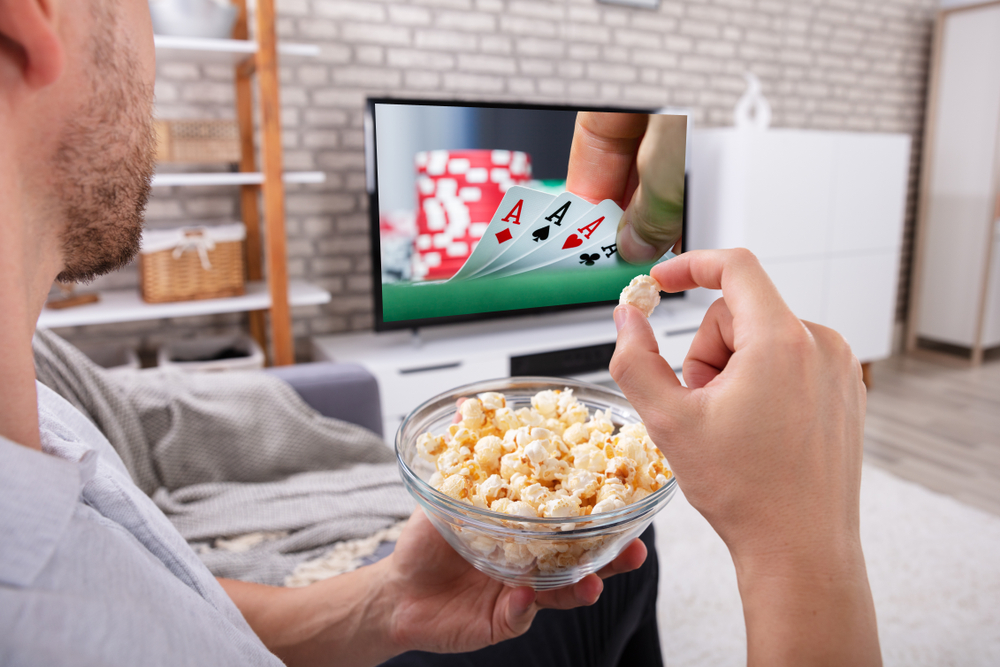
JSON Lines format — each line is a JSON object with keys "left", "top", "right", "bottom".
{"left": 153, "top": 35, "right": 319, "bottom": 65}
{"left": 37, "top": 281, "right": 331, "bottom": 329}
{"left": 152, "top": 171, "right": 325, "bottom": 187}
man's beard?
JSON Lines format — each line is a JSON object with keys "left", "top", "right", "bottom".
{"left": 54, "top": 2, "right": 156, "bottom": 284}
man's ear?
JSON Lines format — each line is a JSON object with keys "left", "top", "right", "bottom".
{"left": 0, "top": 0, "right": 64, "bottom": 90}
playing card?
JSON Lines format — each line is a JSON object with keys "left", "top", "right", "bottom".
{"left": 484, "top": 199, "right": 624, "bottom": 278}
{"left": 469, "top": 191, "right": 591, "bottom": 279}
{"left": 449, "top": 186, "right": 554, "bottom": 281}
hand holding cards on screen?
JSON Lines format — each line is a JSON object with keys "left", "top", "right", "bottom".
{"left": 567, "top": 113, "right": 686, "bottom": 265}
{"left": 445, "top": 189, "right": 658, "bottom": 283}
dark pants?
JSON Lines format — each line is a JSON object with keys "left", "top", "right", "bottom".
{"left": 380, "top": 526, "right": 663, "bottom": 667}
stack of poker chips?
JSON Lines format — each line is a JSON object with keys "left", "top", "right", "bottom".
{"left": 412, "top": 149, "right": 532, "bottom": 281}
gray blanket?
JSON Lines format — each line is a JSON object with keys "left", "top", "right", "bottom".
{"left": 32, "top": 330, "right": 413, "bottom": 585}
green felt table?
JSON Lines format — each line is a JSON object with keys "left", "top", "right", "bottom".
{"left": 382, "top": 259, "right": 661, "bottom": 322}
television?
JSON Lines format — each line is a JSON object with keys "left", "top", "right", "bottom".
{"left": 365, "top": 98, "right": 687, "bottom": 332}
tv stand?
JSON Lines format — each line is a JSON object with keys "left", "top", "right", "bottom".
{"left": 311, "top": 299, "right": 708, "bottom": 439}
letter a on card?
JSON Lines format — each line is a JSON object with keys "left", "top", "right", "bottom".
{"left": 449, "top": 186, "right": 553, "bottom": 281}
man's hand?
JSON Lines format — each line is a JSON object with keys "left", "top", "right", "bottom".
{"left": 223, "top": 508, "right": 647, "bottom": 667}
{"left": 566, "top": 112, "right": 686, "bottom": 264}
{"left": 609, "top": 248, "right": 881, "bottom": 667}
{"left": 382, "top": 508, "right": 647, "bottom": 654}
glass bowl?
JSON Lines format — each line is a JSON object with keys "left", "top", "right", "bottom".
{"left": 395, "top": 376, "right": 677, "bottom": 591}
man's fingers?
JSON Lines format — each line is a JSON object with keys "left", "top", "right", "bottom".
{"left": 683, "top": 297, "right": 736, "bottom": 390}
{"left": 651, "top": 249, "right": 796, "bottom": 339}
{"left": 610, "top": 304, "right": 687, "bottom": 422}
{"left": 618, "top": 114, "right": 687, "bottom": 264}
{"left": 499, "top": 586, "right": 538, "bottom": 640}
{"left": 566, "top": 111, "right": 648, "bottom": 206}
{"left": 535, "top": 575, "right": 603, "bottom": 610}
{"left": 596, "top": 538, "right": 647, "bottom": 579}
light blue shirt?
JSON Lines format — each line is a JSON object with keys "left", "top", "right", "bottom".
{"left": 0, "top": 383, "right": 282, "bottom": 666}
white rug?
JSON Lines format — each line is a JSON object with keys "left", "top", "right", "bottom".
{"left": 652, "top": 463, "right": 1000, "bottom": 666}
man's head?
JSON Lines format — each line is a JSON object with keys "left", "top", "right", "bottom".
{"left": 0, "top": 0, "right": 156, "bottom": 283}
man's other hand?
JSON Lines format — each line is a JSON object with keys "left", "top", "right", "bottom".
{"left": 381, "top": 508, "right": 647, "bottom": 654}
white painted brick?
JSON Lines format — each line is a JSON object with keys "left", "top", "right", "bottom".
{"left": 287, "top": 193, "right": 356, "bottom": 215}
{"left": 298, "top": 65, "right": 329, "bottom": 86}
{"left": 313, "top": 1, "right": 385, "bottom": 21}
{"left": 414, "top": 29, "right": 478, "bottom": 51}
{"left": 304, "top": 108, "right": 349, "bottom": 127}
{"left": 664, "top": 36, "right": 694, "bottom": 53}
{"left": 567, "top": 80, "right": 599, "bottom": 99}
{"left": 159, "top": 63, "right": 200, "bottom": 80}
{"left": 613, "top": 28, "right": 661, "bottom": 50}
{"left": 567, "top": 6, "right": 601, "bottom": 23}
{"left": 508, "top": 77, "right": 536, "bottom": 96}
{"left": 332, "top": 67, "right": 402, "bottom": 88}
{"left": 404, "top": 70, "right": 443, "bottom": 89}
{"left": 438, "top": 11, "right": 496, "bottom": 31}
{"left": 632, "top": 49, "right": 679, "bottom": 69}
{"left": 388, "top": 49, "right": 456, "bottom": 70}
{"left": 475, "top": 0, "right": 504, "bottom": 12}
{"left": 627, "top": 14, "right": 678, "bottom": 33}
{"left": 317, "top": 151, "right": 367, "bottom": 170}
{"left": 180, "top": 83, "right": 233, "bottom": 105}
{"left": 410, "top": 0, "right": 473, "bottom": 8}
{"left": 516, "top": 38, "right": 565, "bottom": 58}
{"left": 297, "top": 18, "right": 338, "bottom": 40}
{"left": 537, "top": 78, "right": 567, "bottom": 96}
{"left": 480, "top": 35, "right": 513, "bottom": 54}
{"left": 388, "top": 5, "right": 433, "bottom": 25}
{"left": 303, "top": 131, "right": 340, "bottom": 149}
{"left": 154, "top": 81, "right": 178, "bottom": 103}
{"left": 680, "top": 19, "right": 721, "bottom": 40}
{"left": 313, "top": 257, "right": 354, "bottom": 276}
{"left": 697, "top": 41, "right": 736, "bottom": 58}
{"left": 355, "top": 45, "right": 385, "bottom": 65}
{"left": 508, "top": 1, "right": 565, "bottom": 21}
{"left": 341, "top": 23, "right": 411, "bottom": 45}
{"left": 557, "top": 61, "right": 584, "bottom": 78}
{"left": 459, "top": 54, "right": 517, "bottom": 75}
{"left": 520, "top": 59, "right": 554, "bottom": 76}
{"left": 568, "top": 44, "right": 600, "bottom": 61}
{"left": 283, "top": 150, "right": 317, "bottom": 170}
{"left": 442, "top": 71, "right": 505, "bottom": 93}
{"left": 602, "top": 46, "right": 629, "bottom": 63}
{"left": 500, "top": 15, "right": 559, "bottom": 38}
{"left": 341, "top": 129, "right": 365, "bottom": 149}
{"left": 563, "top": 23, "right": 611, "bottom": 43}
{"left": 587, "top": 63, "right": 638, "bottom": 83}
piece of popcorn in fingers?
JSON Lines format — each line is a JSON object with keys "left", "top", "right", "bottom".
{"left": 619, "top": 274, "right": 663, "bottom": 317}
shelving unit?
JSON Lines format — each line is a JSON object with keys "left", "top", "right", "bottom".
{"left": 40, "top": 2, "right": 329, "bottom": 365}
{"left": 38, "top": 281, "right": 330, "bottom": 329}
{"left": 152, "top": 171, "right": 325, "bottom": 187}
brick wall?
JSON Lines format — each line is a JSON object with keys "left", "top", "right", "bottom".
{"left": 62, "top": 0, "right": 936, "bottom": 357}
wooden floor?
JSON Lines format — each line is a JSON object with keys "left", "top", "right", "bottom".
{"left": 864, "top": 355, "right": 1000, "bottom": 517}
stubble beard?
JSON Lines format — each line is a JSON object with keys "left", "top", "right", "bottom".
{"left": 54, "top": 1, "right": 156, "bottom": 284}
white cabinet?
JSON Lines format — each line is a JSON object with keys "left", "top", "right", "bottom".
{"left": 312, "top": 300, "right": 708, "bottom": 439}
{"left": 688, "top": 127, "right": 911, "bottom": 363}
{"left": 909, "top": 2, "right": 1000, "bottom": 363}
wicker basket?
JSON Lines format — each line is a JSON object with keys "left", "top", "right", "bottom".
{"left": 154, "top": 119, "right": 241, "bottom": 163}
{"left": 139, "top": 225, "right": 246, "bottom": 304}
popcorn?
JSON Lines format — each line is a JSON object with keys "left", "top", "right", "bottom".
{"left": 420, "top": 388, "right": 672, "bottom": 575}
{"left": 619, "top": 274, "right": 663, "bottom": 317}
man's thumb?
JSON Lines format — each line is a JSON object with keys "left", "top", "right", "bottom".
{"left": 610, "top": 305, "right": 684, "bottom": 418}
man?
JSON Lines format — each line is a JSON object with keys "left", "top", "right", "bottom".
{"left": 0, "top": 0, "right": 881, "bottom": 665}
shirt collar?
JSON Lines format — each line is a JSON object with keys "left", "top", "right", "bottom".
{"left": 0, "top": 435, "right": 89, "bottom": 587}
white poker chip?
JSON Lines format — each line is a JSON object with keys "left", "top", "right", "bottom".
{"left": 619, "top": 275, "right": 663, "bottom": 318}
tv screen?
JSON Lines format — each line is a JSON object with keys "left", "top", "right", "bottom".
{"left": 365, "top": 98, "right": 687, "bottom": 332}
